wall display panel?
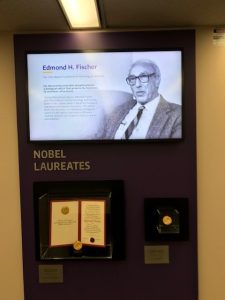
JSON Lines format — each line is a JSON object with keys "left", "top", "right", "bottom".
{"left": 14, "top": 30, "right": 197, "bottom": 300}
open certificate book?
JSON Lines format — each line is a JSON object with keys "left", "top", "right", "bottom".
{"left": 50, "top": 199, "right": 106, "bottom": 248}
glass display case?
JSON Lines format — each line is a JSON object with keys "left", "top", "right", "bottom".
{"left": 144, "top": 198, "right": 189, "bottom": 241}
{"left": 34, "top": 180, "right": 125, "bottom": 260}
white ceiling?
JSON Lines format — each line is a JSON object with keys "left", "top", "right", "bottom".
{"left": 0, "top": 0, "right": 225, "bottom": 32}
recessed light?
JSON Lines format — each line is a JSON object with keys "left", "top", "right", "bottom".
{"left": 58, "top": 0, "right": 100, "bottom": 29}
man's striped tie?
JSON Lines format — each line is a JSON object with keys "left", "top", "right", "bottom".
{"left": 123, "top": 105, "right": 145, "bottom": 139}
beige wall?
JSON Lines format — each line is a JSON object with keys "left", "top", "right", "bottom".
{"left": 196, "top": 28, "right": 225, "bottom": 300}
{"left": 0, "top": 28, "right": 225, "bottom": 300}
{"left": 0, "top": 33, "right": 24, "bottom": 300}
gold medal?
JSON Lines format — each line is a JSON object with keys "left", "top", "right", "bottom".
{"left": 73, "top": 241, "right": 82, "bottom": 251}
{"left": 162, "top": 215, "right": 173, "bottom": 225}
{"left": 61, "top": 206, "right": 69, "bottom": 215}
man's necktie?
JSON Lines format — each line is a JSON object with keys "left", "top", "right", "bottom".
{"left": 123, "top": 105, "right": 145, "bottom": 139}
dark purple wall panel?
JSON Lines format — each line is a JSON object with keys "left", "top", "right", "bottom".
{"left": 14, "top": 30, "right": 197, "bottom": 300}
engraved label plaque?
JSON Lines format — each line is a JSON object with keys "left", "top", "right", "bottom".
{"left": 144, "top": 245, "right": 169, "bottom": 264}
{"left": 39, "top": 265, "right": 63, "bottom": 283}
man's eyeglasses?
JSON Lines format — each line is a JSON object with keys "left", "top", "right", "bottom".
{"left": 126, "top": 73, "right": 155, "bottom": 86}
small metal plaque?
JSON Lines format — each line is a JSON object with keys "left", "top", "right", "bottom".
{"left": 39, "top": 265, "right": 63, "bottom": 283}
{"left": 144, "top": 245, "right": 169, "bottom": 264}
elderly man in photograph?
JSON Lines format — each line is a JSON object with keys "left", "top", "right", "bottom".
{"left": 104, "top": 59, "right": 181, "bottom": 140}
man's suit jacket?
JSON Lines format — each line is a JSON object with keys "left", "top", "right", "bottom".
{"left": 103, "top": 95, "right": 182, "bottom": 139}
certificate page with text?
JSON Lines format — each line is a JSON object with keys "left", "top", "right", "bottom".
{"left": 50, "top": 200, "right": 79, "bottom": 247}
{"left": 81, "top": 200, "right": 106, "bottom": 247}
